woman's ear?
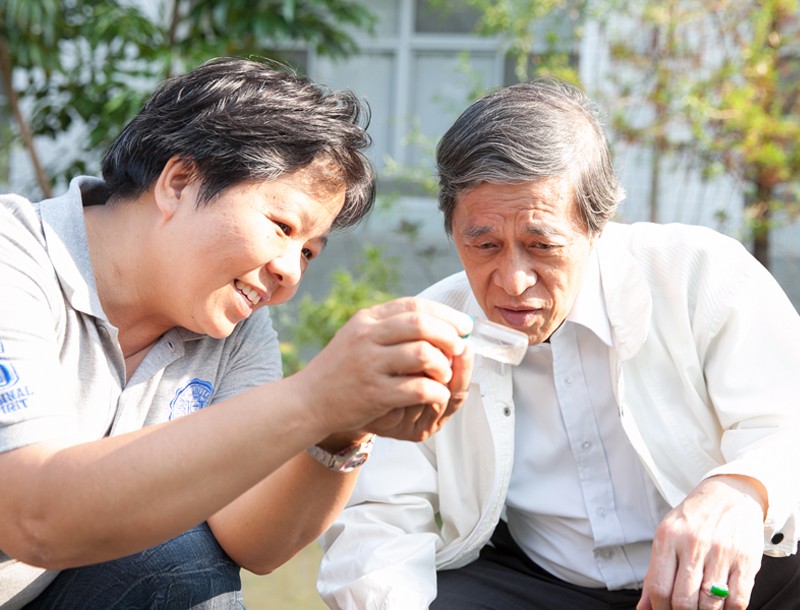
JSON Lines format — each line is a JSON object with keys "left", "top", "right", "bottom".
{"left": 153, "top": 156, "right": 194, "bottom": 221}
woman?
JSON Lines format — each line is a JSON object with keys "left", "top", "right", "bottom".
{"left": 0, "top": 57, "right": 473, "bottom": 609}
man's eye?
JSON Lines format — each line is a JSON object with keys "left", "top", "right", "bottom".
{"left": 302, "top": 247, "right": 314, "bottom": 260}
{"left": 275, "top": 222, "right": 291, "bottom": 236}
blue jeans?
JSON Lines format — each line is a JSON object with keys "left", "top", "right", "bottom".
{"left": 24, "top": 523, "right": 245, "bottom": 609}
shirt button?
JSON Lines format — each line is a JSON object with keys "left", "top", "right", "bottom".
{"left": 502, "top": 406, "right": 512, "bottom": 417}
{"left": 564, "top": 375, "right": 574, "bottom": 386}
{"left": 597, "top": 507, "right": 607, "bottom": 518}
{"left": 582, "top": 441, "right": 592, "bottom": 451}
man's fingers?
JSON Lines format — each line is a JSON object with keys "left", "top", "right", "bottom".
{"left": 719, "top": 561, "right": 757, "bottom": 610}
{"left": 642, "top": 534, "right": 679, "bottom": 610}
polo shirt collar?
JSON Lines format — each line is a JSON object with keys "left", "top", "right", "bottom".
{"left": 39, "top": 176, "right": 109, "bottom": 320}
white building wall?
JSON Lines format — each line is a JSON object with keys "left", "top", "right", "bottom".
{"left": 4, "top": 0, "right": 798, "bottom": 307}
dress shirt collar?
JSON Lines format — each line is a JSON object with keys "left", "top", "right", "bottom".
{"left": 564, "top": 248, "right": 613, "bottom": 347}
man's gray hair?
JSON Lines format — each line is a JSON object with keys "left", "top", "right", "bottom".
{"left": 436, "top": 78, "right": 624, "bottom": 235}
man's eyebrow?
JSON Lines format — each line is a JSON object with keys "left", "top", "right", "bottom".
{"left": 460, "top": 222, "right": 566, "bottom": 240}
{"left": 317, "top": 235, "right": 330, "bottom": 251}
{"left": 524, "top": 224, "right": 562, "bottom": 238}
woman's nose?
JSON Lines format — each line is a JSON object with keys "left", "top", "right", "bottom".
{"left": 267, "top": 245, "right": 304, "bottom": 289}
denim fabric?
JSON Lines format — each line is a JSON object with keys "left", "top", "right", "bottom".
{"left": 23, "top": 523, "right": 244, "bottom": 609}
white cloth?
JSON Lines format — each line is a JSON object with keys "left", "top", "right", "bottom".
{"left": 318, "top": 221, "right": 800, "bottom": 610}
{"left": 506, "top": 249, "right": 671, "bottom": 589}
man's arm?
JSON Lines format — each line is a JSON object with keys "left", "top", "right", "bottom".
{"left": 317, "top": 436, "right": 443, "bottom": 610}
{"left": 637, "top": 232, "right": 800, "bottom": 610}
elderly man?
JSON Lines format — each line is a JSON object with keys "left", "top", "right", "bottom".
{"left": 318, "top": 78, "right": 800, "bottom": 610}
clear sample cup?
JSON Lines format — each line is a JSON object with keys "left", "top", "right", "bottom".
{"left": 464, "top": 317, "right": 529, "bottom": 365}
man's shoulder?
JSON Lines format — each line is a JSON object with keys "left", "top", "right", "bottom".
{"left": 607, "top": 220, "right": 738, "bottom": 243}
{"left": 417, "top": 271, "right": 474, "bottom": 312}
{"left": 1, "top": 191, "right": 39, "bottom": 233}
{"left": 602, "top": 221, "right": 747, "bottom": 263}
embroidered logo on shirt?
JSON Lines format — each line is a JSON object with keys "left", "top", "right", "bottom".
{"left": 0, "top": 340, "right": 33, "bottom": 414}
{"left": 0, "top": 358, "right": 18, "bottom": 390}
{"left": 169, "top": 378, "right": 214, "bottom": 420}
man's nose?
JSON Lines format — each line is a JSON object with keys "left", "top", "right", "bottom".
{"left": 494, "top": 250, "right": 536, "bottom": 296}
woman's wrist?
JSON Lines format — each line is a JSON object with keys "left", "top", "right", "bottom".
{"left": 315, "top": 431, "right": 374, "bottom": 453}
{"left": 306, "top": 432, "right": 376, "bottom": 473}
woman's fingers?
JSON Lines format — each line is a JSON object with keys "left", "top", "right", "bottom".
{"left": 298, "top": 298, "right": 473, "bottom": 436}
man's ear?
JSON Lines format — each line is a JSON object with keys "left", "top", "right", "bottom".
{"left": 153, "top": 156, "right": 194, "bottom": 221}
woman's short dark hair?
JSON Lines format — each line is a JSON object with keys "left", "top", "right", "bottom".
{"left": 436, "top": 77, "right": 624, "bottom": 235}
{"left": 101, "top": 57, "right": 375, "bottom": 229}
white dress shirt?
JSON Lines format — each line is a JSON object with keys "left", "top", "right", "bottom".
{"left": 319, "top": 222, "right": 800, "bottom": 610}
{"left": 506, "top": 250, "right": 672, "bottom": 589}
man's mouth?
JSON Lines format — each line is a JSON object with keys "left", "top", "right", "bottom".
{"left": 497, "top": 306, "right": 541, "bottom": 328}
{"left": 234, "top": 279, "right": 262, "bottom": 306}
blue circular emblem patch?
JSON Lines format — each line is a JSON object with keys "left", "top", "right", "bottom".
{"left": 0, "top": 360, "right": 19, "bottom": 389}
{"left": 169, "top": 378, "right": 214, "bottom": 420}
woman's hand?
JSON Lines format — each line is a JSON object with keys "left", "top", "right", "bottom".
{"left": 291, "top": 297, "right": 474, "bottom": 443}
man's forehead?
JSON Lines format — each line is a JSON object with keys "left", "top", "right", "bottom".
{"left": 459, "top": 205, "right": 571, "bottom": 231}
{"left": 456, "top": 179, "right": 580, "bottom": 225}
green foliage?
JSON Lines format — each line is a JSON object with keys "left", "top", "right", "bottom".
{"left": 433, "top": 0, "right": 584, "bottom": 83}
{"left": 600, "top": 0, "right": 800, "bottom": 265}
{"left": 431, "top": 0, "right": 799, "bottom": 267}
{"left": 0, "top": 0, "right": 375, "bottom": 194}
{"left": 279, "top": 245, "right": 399, "bottom": 375}
{"left": 170, "top": 0, "right": 375, "bottom": 64}
{"left": 1, "top": 0, "right": 163, "bottom": 188}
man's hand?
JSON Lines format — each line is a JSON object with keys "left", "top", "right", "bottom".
{"left": 638, "top": 475, "right": 767, "bottom": 610}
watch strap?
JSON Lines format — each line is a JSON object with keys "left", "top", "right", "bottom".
{"left": 306, "top": 434, "right": 375, "bottom": 473}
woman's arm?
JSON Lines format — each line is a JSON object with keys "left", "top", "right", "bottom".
{"left": 0, "top": 298, "right": 472, "bottom": 571}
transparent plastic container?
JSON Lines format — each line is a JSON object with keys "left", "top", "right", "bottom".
{"left": 464, "top": 318, "right": 528, "bottom": 365}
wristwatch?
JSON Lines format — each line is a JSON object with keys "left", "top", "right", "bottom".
{"left": 306, "top": 434, "right": 375, "bottom": 473}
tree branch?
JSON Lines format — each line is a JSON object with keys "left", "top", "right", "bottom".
{"left": 0, "top": 35, "right": 52, "bottom": 198}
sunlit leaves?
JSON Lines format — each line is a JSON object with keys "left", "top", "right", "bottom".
{"left": 1, "top": 0, "right": 375, "bottom": 193}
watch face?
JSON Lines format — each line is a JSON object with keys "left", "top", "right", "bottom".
{"left": 340, "top": 451, "right": 369, "bottom": 471}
